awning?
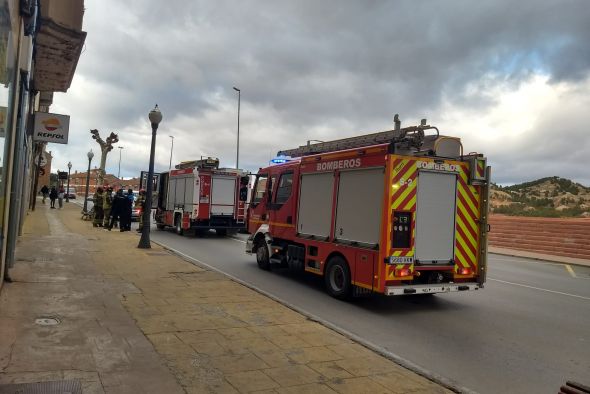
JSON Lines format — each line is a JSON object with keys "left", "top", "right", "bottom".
{"left": 33, "top": 18, "right": 87, "bottom": 92}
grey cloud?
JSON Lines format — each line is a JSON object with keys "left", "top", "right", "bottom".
{"left": 51, "top": 0, "right": 590, "bottom": 185}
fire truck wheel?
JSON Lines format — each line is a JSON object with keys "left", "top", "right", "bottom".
{"left": 156, "top": 224, "right": 165, "bottom": 230}
{"left": 256, "top": 240, "right": 271, "bottom": 270}
{"left": 325, "top": 256, "right": 352, "bottom": 299}
{"left": 174, "top": 216, "right": 184, "bottom": 235}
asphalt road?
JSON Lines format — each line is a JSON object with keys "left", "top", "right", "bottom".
{"left": 150, "top": 228, "right": 590, "bottom": 394}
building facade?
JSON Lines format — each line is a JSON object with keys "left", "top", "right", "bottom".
{"left": 0, "top": 0, "right": 85, "bottom": 287}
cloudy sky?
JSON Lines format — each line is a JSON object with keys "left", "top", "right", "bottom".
{"left": 49, "top": 0, "right": 590, "bottom": 186}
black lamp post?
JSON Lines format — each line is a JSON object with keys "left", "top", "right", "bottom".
{"left": 233, "top": 86, "right": 240, "bottom": 169}
{"left": 66, "top": 161, "right": 72, "bottom": 202}
{"left": 138, "top": 105, "right": 162, "bottom": 249}
{"left": 83, "top": 150, "right": 94, "bottom": 213}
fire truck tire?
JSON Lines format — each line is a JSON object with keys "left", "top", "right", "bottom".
{"left": 256, "top": 240, "right": 271, "bottom": 270}
{"left": 325, "top": 256, "right": 352, "bottom": 299}
{"left": 156, "top": 224, "right": 165, "bottom": 230}
{"left": 174, "top": 215, "right": 184, "bottom": 235}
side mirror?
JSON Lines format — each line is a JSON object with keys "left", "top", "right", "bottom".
{"left": 239, "top": 186, "right": 248, "bottom": 202}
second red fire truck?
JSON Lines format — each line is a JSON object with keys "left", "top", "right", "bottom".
{"left": 155, "top": 158, "right": 250, "bottom": 235}
{"left": 246, "top": 116, "right": 490, "bottom": 298}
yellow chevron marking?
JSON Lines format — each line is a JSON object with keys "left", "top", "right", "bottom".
{"left": 393, "top": 177, "right": 417, "bottom": 209}
{"left": 454, "top": 245, "right": 470, "bottom": 268}
{"left": 458, "top": 183, "right": 479, "bottom": 219}
{"left": 457, "top": 202, "right": 478, "bottom": 235}
{"left": 456, "top": 228, "right": 477, "bottom": 263}
{"left": 401, "top": 194, "right": 417, "bottom": 211}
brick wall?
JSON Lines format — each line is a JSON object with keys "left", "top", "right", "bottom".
{"left": 488, "top": 215, "right": 590, "bottom": 260}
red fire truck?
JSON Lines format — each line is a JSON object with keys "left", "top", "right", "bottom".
{"left": 246, "top": 116, "right": 490, "bottom": 298}
{"left": 155, "top": 157, "right": 250, "bottom": 235}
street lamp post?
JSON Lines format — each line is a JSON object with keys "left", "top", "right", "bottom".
{"left": 83, "top": 150, "right": 94, "bottom": 213}
{"left": 117, "top": 146, "right": 124, "bottom": 179}
{"left": 233, "top": 86, "right": 240, "bottom": 169}
{"left": 66, "top": 161, "right": 72, "bottom": 202}
{"left": 138, "top": 105, "right": 162, "bottom": 249}
{"left": 168, "top": 135, "right": 174, "bottom": 170}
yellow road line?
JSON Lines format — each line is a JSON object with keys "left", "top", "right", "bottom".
{"left": 565, "top": 264, "right": 577, "bottom": 278}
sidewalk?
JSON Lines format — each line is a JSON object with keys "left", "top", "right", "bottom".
{"left": 0, "top": 202, "right": 449, "bottom": 393}
{"left": 489, "top": 247, "right": 590, "bottom": 267}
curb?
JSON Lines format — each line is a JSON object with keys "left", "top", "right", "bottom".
{"left": 151, "top": 238, "right": 477, "bottom": 394}
{"left": 490, "top": 249, "right": 590, "bottom": 268}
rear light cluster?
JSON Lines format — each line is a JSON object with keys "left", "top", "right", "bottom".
{"left": 394, "top": 268, "right": 412, "bottom": 277}
{"left": 458, "top": 267, "right": 472, "bottom": 276}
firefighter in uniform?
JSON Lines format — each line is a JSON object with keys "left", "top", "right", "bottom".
{"left": 102, "top": 187, "right": 113, "bottom": 227}
{"left": 92, "top": 187, "right": 105, "bottom": 227}
{"left": 136, "top": 189, "right": 146, "bottom": 232}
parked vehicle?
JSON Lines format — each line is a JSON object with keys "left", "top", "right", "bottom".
{"left": 154, "top": 157, "right": 250, "bottom": 235}
{"left": 67, "top": 187, "right": 77, "bottom": 199}
{"left": 246, "top": 116, "right": 491, "bottom": 299}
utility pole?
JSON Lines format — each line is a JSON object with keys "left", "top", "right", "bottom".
{"left": 117, "top": 146, "right": 124, "bottom": 179}
{"left": 168, "top": 135, "right": 174, "bottom": 170}
{"left": 233, "top": 87, "right": 240, "bottom": 169}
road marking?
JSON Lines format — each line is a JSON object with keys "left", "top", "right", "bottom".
{"left": 488, "top": 278, "right": 590, "bottom": 300}
{"left": 228, "top": 236, "right": 246, "bottom": 244}
{"left": 564, "top": 264, "right": 577, "bottom": 278}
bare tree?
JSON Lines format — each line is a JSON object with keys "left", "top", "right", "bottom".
{"left": 90, "top": 129, "right": 119, "bottom": 186}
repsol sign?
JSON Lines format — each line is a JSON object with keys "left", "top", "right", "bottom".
{"left": 316, "top": 158, "right": 361, "bottom": 171}
{"left": 36, "top": 132, "right": 65, "bottom": 140}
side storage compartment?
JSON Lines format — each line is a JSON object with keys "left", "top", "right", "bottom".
{"left": 297, "top": 172, "right": 334, "bottom": 238}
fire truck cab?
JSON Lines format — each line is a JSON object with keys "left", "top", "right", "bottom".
{"left": 246, "top": 116, "right": 490, "bottom": 298}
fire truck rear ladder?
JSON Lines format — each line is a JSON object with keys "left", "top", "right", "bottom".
{"left": 278, "top": 115, "right": 439, "bottom": 158}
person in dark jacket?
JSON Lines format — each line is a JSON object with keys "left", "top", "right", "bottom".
{"left": 40, "top": 185, "right": 49, "bottom": 204}
{"left": 107, "top": 189, "right": 126, "bottom": 231}
{"left": 120, "top": 189, "right": 134, "bottom": 231}
{"left": 49, "top": 187, "right": 58, "bottom": 209}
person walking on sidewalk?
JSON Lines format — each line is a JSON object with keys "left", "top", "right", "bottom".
{"left": 92, "top": 187, "right": 105, "bottom": 227}
{"left": 40, "top": 185, "right": 49, "bottom": 204}
{"left": 136, "top": 189, "right": 146, "bottom": 232}
{"left": 57, "top": 186, "right": 65, "bottom": 209}
{"left": 103, "top": 187, "right": 113, "bottom": 228}
{"left": 49, "top": 186, "right": 58, "bottom": 209}
{"left": 107, "top": 189, "right": 125, "bottom": 231}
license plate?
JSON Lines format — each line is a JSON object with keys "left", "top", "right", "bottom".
{"left": 389, "top": 256, "right": 414, "bottom": 264}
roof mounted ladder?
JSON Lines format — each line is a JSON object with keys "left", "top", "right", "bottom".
{"left": 278, "top": 115, "right": 438, "bottom": 158}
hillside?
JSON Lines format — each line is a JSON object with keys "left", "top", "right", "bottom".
{"left": 490, "top": 177, "right": 590, "bottom": 218}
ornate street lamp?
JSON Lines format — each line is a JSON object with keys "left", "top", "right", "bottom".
{"left": 138, "top": 105, "right": 162, "bottom": 249}
{"left": 66, "top": 161, "right": 72, "bottom": 202}
{"left": 83, "top": 150, "right": 94, "bottom": 214}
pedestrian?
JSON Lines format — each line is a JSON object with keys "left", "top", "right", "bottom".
{"left": 49, "top": 186, "right": 58, "bottom": 209}
{"left": 136, "top": 189, "right": 146, "bottom": 232}
{"left": 40, "top": 185, "right": 49, "bottom": 204}
{"left": 107, "top": 189, "right": 125, "bottom": 231}
{"left": 93, "top": 187, "right": 105, "bottom": 227}
{"left": 120, "top": 188, "right": 134, "bottom": 231}
{"left": 103, "top": 187, "right": 113, "bottom": 228}
{"left": 58, "top": 186, "right": 65, "bottom": 208}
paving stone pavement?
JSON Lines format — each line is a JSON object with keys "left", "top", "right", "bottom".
{"left": 0, "top": 202, "right": 450, "bottom": 393}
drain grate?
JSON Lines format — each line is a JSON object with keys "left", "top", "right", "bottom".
{"left": 0, "top": 379, "right": 82, "bottom": 394}
{"left": 34, "top": 316, "right": 60, "bottom": 326}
